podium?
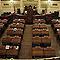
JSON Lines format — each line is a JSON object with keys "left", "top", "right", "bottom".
{"left": 25, "top": 8, "right": 33, "bottom": 24}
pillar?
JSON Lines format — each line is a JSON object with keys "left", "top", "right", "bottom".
{"left": 59, "top": 3, "right": 60, "bottom": 17}
{"left": 47, "top": 2, "right": 50, "bottom": 13}
{"left": 38, "top": 0, "right": 40, "bottom": 13}
{"left": 20, "top": 0, "right": 23, "bottom": 13}
{"left": 0, "top": 0, "right": 1, "bottom": 16}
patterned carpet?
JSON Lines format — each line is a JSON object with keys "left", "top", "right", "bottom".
{"left": 0, "top": 24, "right": 60, "bottom": 59}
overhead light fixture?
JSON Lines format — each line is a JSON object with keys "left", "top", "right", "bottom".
{"left": 10, "top": 0, "right": 13, "bottom": 3}
{"left": 48, "top": 0, "right": 51, "bottom": 3}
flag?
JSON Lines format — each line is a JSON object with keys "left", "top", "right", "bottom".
{"left": 14, "top": 5, "right": 15, "bottom": 13}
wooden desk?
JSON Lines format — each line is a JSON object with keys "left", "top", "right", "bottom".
{"left": 44, "top": 47, "right": 56, "bottom": 57}
{"left": 2, "top": 36, "right": 21, "bottom": 46}
{"left": 0, "top": 46, "right": 5, "bottom": 50}
{"left": 40, "top": 24, "right": 47, "bottom": 29}
{"left": 13, "top": 14, "right": 26, "bottom": 20}
{"left": 7, "top": 49, "right": 19, "bottom": 58}
{"left": 7, "top": 29, "right": 23, "bottom": 35}
{"left": 32, "top": 47, "right": 44, "bottom": 57}
{"left": 42, "top": 36, "right": 51, "bottom": 47}
{"left": 13, "top": 19, "right": 25, "bottom": 24}
{"left": 33, "top": 29, "right": 49, "bottom": 37}
{"left": 32, "top": 36, "right": 42, "bottom": 47}
{"left": 0, "top": 23, "right": 5, "bottom": 33}
{"left": 53, "top": 24, "right": 60, "bottom": 33}
{"left": 32, "top": 50, "right": 43, "bottom": 56}
{"left": 0, "top": 46, "right": 6, "bottom": 58}
{"left": 40, "top": 30, "right": 49, "bottom": 37}
{"left": 45, "top": 14, "right": 52, "bottom": 23}
{"left": 32, "top": 36, "right": 51, "bottom": 47}
{"left": 56, "top": 30, "right": 60, "bottom": 40}
{"left": 44, "top": 51, "right": 56, "bottom": 57}
{"left": 33, "top": 15, "right": 45, "bottom": 19}
{"left": 33, "top": 19, "right": 45, "bottom": 24}
{"left": 42, "top": 37, "right": 51, "bottom": 43}
{"left": 0, "top": 50, "right": 6, "bottom": 56}
{"left": 0, "top": 23, "right": 4, "bottom": 28}
{"left": 32, "top": 36, "right": 41, "bottom": 43}
{"left": 51, "top": 19, "right": 60, "bottom": 28}
{"left": 2, "top": 19, "right": 8, "bottom": 24}
{"left": 33, "top": 24, "right": 39, "bottom": 29}
{"left": 10, "top": 23, "right": 24, "bottom": 29}
{"left": 33, "top": 24, "right": 47, "bottom": 29}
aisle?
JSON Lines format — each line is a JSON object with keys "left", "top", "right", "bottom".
{"left": 19, "top": 25, "right": 32, "bottom": 59}
{"left": 47, "top": 25, "right": 60, "bottom": 56}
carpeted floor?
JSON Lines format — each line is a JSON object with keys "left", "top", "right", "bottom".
{"left": 47, "top": 25, "right": 60, "bottom": 57}
{"left": 19, "top": 25, "right": 32, "bottom": 59}
{"left": 0, "top": 24, "right": 60, "bottom": 59}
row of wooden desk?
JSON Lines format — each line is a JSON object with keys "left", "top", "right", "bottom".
{"left": 51, "top": 19, "right": 60, "bottom": 40}
{"left": 0, "top": 46, "right": 19, "bottom": 59}
{"left": 33, "top": 19, "right": 45, "bottom": 24}
{"left": 13, "top": 19, "right": 25, "bottom": 24}
{"left": 33, "top": 23, "right": 47, "bottom": 29}
{"left": 0, "top": 19, "right": 25, "bottom": 59}
{"left": 32, "top": 23, "right": 56, "bottom": 58}
{"left": 33, "top": 29, "right": 49, "bottom": 37}
{"left": 32, "top": 36, "right": 51, "bottom": 47}
{"left": 32, "top": 47, "right": 56, "bottom": 59}
{"left": 2, "top": 36, "right": 21, "bottom": 46}
{"left": 0, "top": 13, "right": 52, "bottom": 24}
{"left": 12, "top": 13, "right": 52, "bottom": 24}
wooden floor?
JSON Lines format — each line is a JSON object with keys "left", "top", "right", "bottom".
{"left": 0, "top": 24, "right": 60, "bottom": 59}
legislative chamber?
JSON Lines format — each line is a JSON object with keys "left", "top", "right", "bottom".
{"left": 0, "top": 0, "right": 60, "bottom": 60}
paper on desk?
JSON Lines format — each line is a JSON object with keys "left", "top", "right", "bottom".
{"left": 57, "top": 29, "right": 59, "bottom": 31}
{"left": 18, "top": 19, "right": 21, "bottom": 21}
{"left": 5, "top": 45, "right": 10, "bottom": 49}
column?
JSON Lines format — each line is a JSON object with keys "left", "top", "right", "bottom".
{"left": 48, "top": 2, "right": 50, "bottom": 9}
{"left": 47, "top": 2, "right": 50, "bottom": 13}
{"left": 11, "top": 2, "right": 13, "bottom": 8}
{"left": 38, "top": 0, "right": 40, "bottom": 13}
{"left": 59, "top": 3, "right": 60, "bottom": 17}
{"left": 0, "top": 0, "right": 1, "bottom": 16}
{"left": 20, "top": 0, "right": 23, "bottom": 13}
